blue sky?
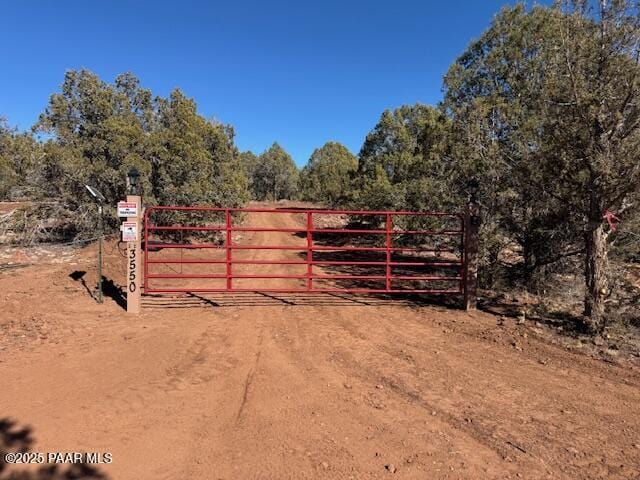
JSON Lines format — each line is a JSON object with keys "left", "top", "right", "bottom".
{"left": 0, "top": 0, "right": 544, "bottom": 165}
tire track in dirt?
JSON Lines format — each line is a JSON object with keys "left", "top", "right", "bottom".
{"left": 285, "top": 303, "right": 638, "bottom": 479}
{"left": 235, "top": 330, "right": 264, "bottom": 424}
{"left": 270, "top": 305, "right": 531, "bottom": 477}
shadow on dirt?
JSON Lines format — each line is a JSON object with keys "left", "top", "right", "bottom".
{"left": 68, "top": 271, "right": 126, "bottom": 310}
{"left": 478, "top": 293, "right": 590, "bottom": 336}
{"left": 291, "top": 243, "right": 463, "bottom": 310}
{"left": 0, "top": 417, "right": 108, "bottom": 479}
{"left": 141, "top": 291, "right": 459, "bottom": 309}
{"left": 101, "top": 278, "right": 126, "bottom": 310}
{"left": 286, "top": 222, "right": 465, "bottom": 308}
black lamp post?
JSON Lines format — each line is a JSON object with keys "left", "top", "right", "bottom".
{"left": 85, "top": 184, "right": 106, "bottom": 304}
{"left": 127, "top": 166, "right": 141, "bottom": 196}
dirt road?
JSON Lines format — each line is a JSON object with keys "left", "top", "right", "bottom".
{"left": 1, "top": 204, "right": 639, "bottom": 479}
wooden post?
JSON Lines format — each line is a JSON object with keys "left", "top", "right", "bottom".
{"left": 126, "top": 194, "right": 141, "bottom": 314}
{"left": 463, "top": 195, "right": 480, "bottom": 311}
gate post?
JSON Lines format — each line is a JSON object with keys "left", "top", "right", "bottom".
{"left": 125, "top": 167, "right": 142, "bottom": 314}
{"left": 463, "top": 181, "right": 481, "bottom": 311}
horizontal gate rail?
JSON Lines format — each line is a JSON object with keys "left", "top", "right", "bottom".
{"left": 144, "top": 205, "right": 457, "bottom": 216}
{"left": 147, "top": 274, "right": 460, "bottom": 280}
{"left": 146, "top": 259, "right": 461, "bottom": 266}
{"left": 143, "top": 206, "right": 465, "bottom": 295}
{"left": 146, "top": 243, "right": 457, "bottom": 252}
{"left": 149, "top": 225, "right": 461, "bottom": 235}
{"left": 144, "top": 288, "right": 462, "bottom": 294}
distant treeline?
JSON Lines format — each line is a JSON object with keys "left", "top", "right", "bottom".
{"left": 1, "top": 1, "right": 639, "bottom": 331}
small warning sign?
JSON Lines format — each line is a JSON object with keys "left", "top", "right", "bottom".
{"left": 122, "top": 222, "right": 138, "bottom": 242}
{"left": 117, "top": 202, "right": 138, "bottom": 217}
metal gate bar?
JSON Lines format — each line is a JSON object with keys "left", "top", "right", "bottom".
{"left": 144, "top": 206, "right": 464, "bottom": 295}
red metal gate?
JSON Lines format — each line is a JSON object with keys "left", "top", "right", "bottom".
{"left": 143, "top": 206, "right": 465, "bottom": 295}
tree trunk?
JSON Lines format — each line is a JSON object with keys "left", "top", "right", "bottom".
{"left": 523, "top": 242, "right": 535, "bottom": 291}
{"left": 583, "top": 222, "right": 609, "bottom": 332}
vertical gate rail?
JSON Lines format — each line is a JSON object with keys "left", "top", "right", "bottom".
{"left": 225, "top": 209, "right": 232, "bottom": 290}
{"left": 143, "top": 206, "right": 466, "bottom": 295}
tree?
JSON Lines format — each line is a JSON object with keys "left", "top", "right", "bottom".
{"left": 33, "top": 69, "right": 249, "bottom": 238}
{"left": 352, "top": 104, "right": 452, "bottom": 212}
{"left": 443, "top": 5, "right": 582, "bottom": 289}
{"left": 443, "top": 1, "right": 640, "bottom": 331}
{"left": 35, "top": 70, "right": 154, "bottom": 214}
{"left": 239, "top": 150, "right": 259, "bottom": 198}
{"left": 0, "top": 119, "right": 42, "bottom": 200}
{"left": 299, "top": 141, "right": 357, "bottom": 207}
{"left": 150, "top": 89, "right": 248, "bottom": 207}
{"left": 249, "top": 143, "right": 299, "bottom": 200}
{"left": 0, "top": 119, "right": 18, "bottom": 199}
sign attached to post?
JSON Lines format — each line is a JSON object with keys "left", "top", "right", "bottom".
{"left": 124, "top": 194, "right": 141, "bottom": 314}
{"left": 117, "top": 202, "right": 138, "bottom": 217}
{"left": 128, "top": 241, "right": 138, "bottom": 294}
{"left": 121, "top": 221, "right": 138, "bottom": 242}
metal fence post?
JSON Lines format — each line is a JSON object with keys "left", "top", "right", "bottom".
{"left": 307, "top": 212, "right": 313, "bottom": 291}
{"left": 463, "top": 185, "right": 481, "bottom": 311}
{"left": 385, "top": 214, "right": 392, "bottom": 291}
{"left": 143, "top": 208, "right": 148, "bottom": 292}
{"left": 226, "top": 209, "right": 232, "bottom": 290}
{"left": 97, "top": 204, "right": 103, "bottom": 304}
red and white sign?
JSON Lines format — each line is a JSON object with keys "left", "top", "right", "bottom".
{"left": 117, "top": 202, "right": 138, "bottom": 217}
{"left": 122, "top": 222, "right": 138, "bottom": 242}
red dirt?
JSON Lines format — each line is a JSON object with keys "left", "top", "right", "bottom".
{"left": 1, "top": 202, "right": 639, "bottom": 479}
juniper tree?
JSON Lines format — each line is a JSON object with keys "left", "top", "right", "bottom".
{"left": 0, "top": 119, "right": 17, "bottom": 199}
{"left": 150, "top": 89, "right": 248, "bottom": 207}
{"left": 34, "top": 69, "right": 250, "bottom": 237}
{"left": 299, "top": 141, "right": 357, "bottom": 207}
{"left": 250, "top": 143, "right": 299, "bottom": 201}
{"left": 354, "top": 104, "right": 451, "bottom": 211}
{"left": 443, "top": 1, "right": 640, "bottom": 331}
{"left": 0, "top": 119, "right": 42, "bottom": 200}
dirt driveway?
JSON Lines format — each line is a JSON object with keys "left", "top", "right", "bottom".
{"left": 1, "top": 203, "right": 639, "bottom": 479}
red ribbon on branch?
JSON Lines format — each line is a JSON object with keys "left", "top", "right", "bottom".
{"left": 602, "top": 210, "right": 621, "bottom": 231}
